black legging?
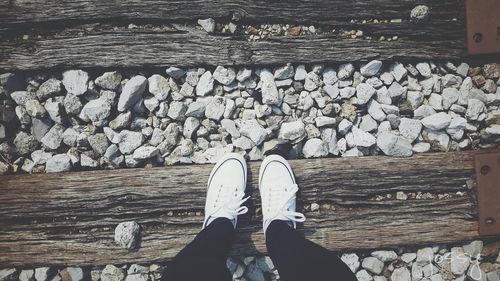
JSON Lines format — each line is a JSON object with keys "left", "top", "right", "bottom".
{"left": 163, "top": 218, "right": 357, "bottom": 281}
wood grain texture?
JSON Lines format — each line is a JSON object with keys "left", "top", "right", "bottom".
{"left": 0, "top": 151, "right": 483, "bottom": 267}
{"left": 0, "top": 25, "right": 465, "bottom": 71}
{"left": 0, "top": 0, "right": 463, "bottom": 29}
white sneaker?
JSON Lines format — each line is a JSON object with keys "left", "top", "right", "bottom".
{"left": 259, "top": 155, "right": 306, "bottom": 234}
{"left": 202, "top": 153, "right": 250, "bottom": 229}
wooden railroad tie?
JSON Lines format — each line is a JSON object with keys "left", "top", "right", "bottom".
{"left": 1, "top": 150, "right": 499, "bottom": 267}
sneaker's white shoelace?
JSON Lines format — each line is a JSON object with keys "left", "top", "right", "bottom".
{"left": 204, "top": 184, "right": 250, "bottom": 228}
{"left": 265, "top": 184, "right": 306, "bottom": 230}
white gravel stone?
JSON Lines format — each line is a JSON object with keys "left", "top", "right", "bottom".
{"left": 96, "top": 71, "right": 122, "bottom": 90}
{"left": 278, "top": 121, "right": 306, "bottom": 142}
{"left": 260, "top": 70, "right": 280, "bottom": 105}
{"left": 360, "top": 115, "right": 378, "bottom": 132}
{"left": 240, "top": 119, "right": 268, "bottom": 146}
{"left": 80, "top": 98, "right": 112, "bottom": 126}
{"left": 321, "top": 128, "right": 339, "bottom": 155}
{"left": 362, "top": 257, "right": 384, "bottom": 274}
{"left": 10, "top": 91, "right": 36, "bottom": 106}
{"left": 166, "top": 67, "right": 185, "bottom": 80}
{"left": 465, "top": 99, "right": 485, "bottom": 121}
{"left": 338, "top": 63, "right": 355, "bottom": 80}
{"left": 183, "top": 117, "right": 200, "bottom": 139}
{"left": 416, "top": 62, "right": 432, "bottom": 78}
{"left": 117, "top": 76, "right": 148, "bottom": 112}
{"left": 25, "top": 100, "right": 47, "bottom": 118}
{"left": 167, "top": 101, "right": 188, "bottom": 121}
{"left": 221, "top": 119, "right": 240, "bottom": 138}
{"left": 401, "top": 253, "right": 417, "bottom": 263}
{"left": 205, "top": 97, "right": 225, "bottom": 120}
{"left": 143, "top": 96, "right": 159, "bottom": 112}
{"left": 428, "top": 93, "right": 443, "bottom": 110}
{"left": 62, "top": 70, "right": 89, "bottom": 96}
{"left": 416, "top": 247, "right": 434, "bottom": 265}
{"left": 390, "top": 63, "right": 408, "bottom": 82}
{"left": 184, "top": 101, "right": 206, "bottom": 118}
{"left": 198, "top": 18, "right": 215, "bottom": 33}
{"left": 41, "top": 124, "right": 65, "bottom": 150}
{"left": 421, "top": 112, "right": 452, "bottom": 130}
{"left": 341, "top": 253, "right": 360, "bottom": 273}
{"left": 114, "top": 221, "right": 140, "bottom": 249}
{"left": 133, "top": 145, "right": 159, "bottom": 160}
{"left": 356, "top": 83, "right": 376, "bottom": 105}
{"left": 304, "top": 72, "right": 321, "bottom": 91}
{"left": 349, "top": 127, "right": 374, "bottom": 148}
{"left": 377, "top": 132, "right": 413, "bottom": 157}
{"left": 37, "top": 78, "right": 62, "bottom": 100}
{"left": 104, "top": 144, "right": 124, "bottom": 167}
{"left": 407, "top": 91, "right": 423, "bottom": 110}
{"left": 371, "top": 250, "right": 398, "bottom": 262}
{"left": 35, "top": 267, "right": 51, "bottom": 281}
{"left": 46, "top": 154, "right": 72, "bottom": 173}
{"left": 101, "top": 265, "right": 125, "bottom": 281}
{"left": 411, "top": 5, "right": 430, "bottom": 23}
{"left": 424, "top": 129, "right": 450, "bottom": 150}
{"left": 361, "top": 60, "right": 383, "bottom": 77}
{"left": 61, "top": 267, "right": 84, "bottom": 281}
{"left": 196, "top": 71, "right": 214, "bottom": 96}
{"left": 323, "top": 67, "right": 338, "bottom": 85}
{"left": 388, "top": 82, "right": 406, "bottom": 99}
{"left": 302, "top": 138, "right": 329, "bottom": 158}
{"left": 213, "top": 66, "right": 236, "bottom": 85}
{"left": 324, "top": 84, "right": 340, "bottom": 99}
{"left": 294, "top": 64, "right": 307, "bottom": 81}
{"left": 485, "top": 125, "right": 500, "bottom": 135}
{"left": 368, "top": 100, "right": 386, "bottom": 121}
{"left": 148, "top": 74, "right": 170, "bottom": 101}
{"left": 117, "top": 130, "right": 144, "bottom": 154}
{"left": 274, "top": 64, "right": 294, "bottom": 80}
{"left": 338, "top": 119, "right": 353, "bottom": 135}
{"left": 356, "top": 270, "right": 373, "bottom": 281}
{"left": 413, "top": 142, "right": 431, "bottom": 153}
{"left": 414, "top": 105, "right": 436, "bottom": 119}
{"left": 391, "top": 267, "right": 411, "bottom": 281}
{"left": 442, "top": 88, "right": 460, "bottom": 110}
{"left": 399, "top": 118, "right": 422, "bottom": 142}
{"left": 315, "top": 116, "right": 336, "bottom": 127}
{"left": 44, "top": 99, "right": 63, "bottom": 124}
{"left": 463, "top": 240, "right": 483, "bottom": 258}
{"left": 450, "top": 247, "right": 470, "bottom": 275}
{"left": 340, "top": 87, "right": 356, "bottom": 99}
{"left": 18, "top": 269, "right": 34, "bottom": 281}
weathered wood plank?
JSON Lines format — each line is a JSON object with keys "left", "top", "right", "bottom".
{"left": 0, "top": 151, "right": 484, "bottom": 267}
{"left": 0, "top": 25, "right": 465, "bottom": 71}
{"left": 0, "top": 0, "right": 463, "bottom": 30}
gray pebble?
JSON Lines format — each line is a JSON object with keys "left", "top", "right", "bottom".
{"left": 117, "top": 76, "right": 147, "bottom": 112}
{"left": 46, "top": 154, "right": 72, "bottom": 173}
{"left": 62, "top": 70, "right": 89, "bottom": 96}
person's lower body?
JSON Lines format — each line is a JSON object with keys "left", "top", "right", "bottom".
{"left": 266, "top": 220, "right": 357, "bottom": 281}
{"left": 163, "top": 218, "right": 357, "bottom": 281}
{"left": 162, "top": 218, "right": 235, "bottom": 281}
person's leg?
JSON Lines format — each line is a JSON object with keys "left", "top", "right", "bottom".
{"left": 163, "top": 218, "right": 234, "bottom": 281}
{"left": 163, "top": 153, "right": 250, "bottom": 281}
{"left": 259, "top": 155, "right": 356, "bottom": 281}
{"left": 266, "top": 220, "right": 357, "bottom": 281}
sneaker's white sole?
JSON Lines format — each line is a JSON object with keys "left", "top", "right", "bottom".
{"left": 258, "top": 154, "right": 296, "bottom": 191}
{"left": 207, "top": 152, "right": 247, "bottom": 189}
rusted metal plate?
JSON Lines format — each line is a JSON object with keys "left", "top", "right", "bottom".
{"left": 466, "top": 0, "right": 500, "bottom": 54}
{"left": 475, "top": 152, "right": 500, "bottom": 236}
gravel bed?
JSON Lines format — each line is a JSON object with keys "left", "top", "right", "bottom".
{"left": 1, "top": 240, "right": 498, "bottom": 281}
{"left": 0, "top": 62, "right": 499, "bottom": 174}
